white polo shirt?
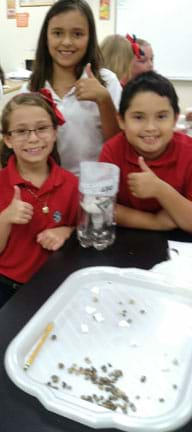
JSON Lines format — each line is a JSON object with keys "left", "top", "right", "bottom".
{"left": 46, "top": 68, "right": 122, "bottom": 175}
{"left": 22, "top": 68, "right": 122, "bottom": 176}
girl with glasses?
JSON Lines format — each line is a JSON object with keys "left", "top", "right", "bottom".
{"left": 0, "top": 92, "right": 78, "bottom": 307}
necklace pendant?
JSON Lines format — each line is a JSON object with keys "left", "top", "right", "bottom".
{"left": 42, "top": 205, "right": 49, "bottom": 214}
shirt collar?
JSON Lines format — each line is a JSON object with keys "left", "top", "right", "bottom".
{"left": 44, "top": 81, "right": 75, "bottom": 101}
{"left": 7, "top": 155, "right": 64, "bottom": 190}
{"left": 124, "top": 133, "right": 178, "bottom": 167}
{"left": 45, "top": 68, "right": 88, "bottom": 101}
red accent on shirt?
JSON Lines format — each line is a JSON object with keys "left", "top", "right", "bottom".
{"left": 0, "top": 156, "right": 79, "bottom": 282}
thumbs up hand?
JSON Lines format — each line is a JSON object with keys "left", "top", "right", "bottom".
{"left": 85, "top": 62, "right": 95, "bottom": 79}
{"left": 6, "top": 185, "right": 33, "bottom": 224}
{"left": 127, "top": 156, "right": 161, "bottom": 199}
{"left": 138, "top": 156, "right": 152, "bottom": 173}
{"left": 75, "top": 63, "right": 108, "bottom": 103}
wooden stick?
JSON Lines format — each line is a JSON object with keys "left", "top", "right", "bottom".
{"left": 24, "top": 322, "right": 54, "bottom": 370}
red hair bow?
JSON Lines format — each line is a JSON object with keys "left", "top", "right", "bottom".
{"left": 126, "top": 34, "right": 144, "bottom": 59}
{"left": 39, "top": 88, "right": 65, "bottom": 126}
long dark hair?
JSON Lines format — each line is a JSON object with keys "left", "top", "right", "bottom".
{"left": 0, "top": 93, "right": 60, "bottom": 167}
{"left": 0, "top": 64, "right": 5, "bottom": 85}
{"left": 29, "top": 0, "right": 104, "bottom": 91}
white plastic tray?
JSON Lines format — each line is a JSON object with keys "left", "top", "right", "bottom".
{"left": 4, "top": 267, "right": 192, "bottom": 432}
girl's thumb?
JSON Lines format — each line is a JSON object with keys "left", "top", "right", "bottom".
{"left": 13, "top": 185, "right": 21, "bottom": 200}
{"left": 85, "top": 63, "right": 94, "bottom": 78}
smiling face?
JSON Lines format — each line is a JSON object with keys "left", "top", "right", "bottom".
{"left": 118, "top": 91, "right": 177, "bottom": 160}
{"left": 47, "top": 10, "right": 89, "bottom": 72}
{"left": 4, "top": 105, "right": 57, "bottom": 172}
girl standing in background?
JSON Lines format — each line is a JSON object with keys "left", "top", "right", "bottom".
{"left": 100, "top": 34, "right": 134, "bottom": 86}
{"left": 100, "top": 34, "right": 153, "bottom": 87}
{"left": 130, "top": 38, "right": 154, "bottom": 78}
{"left": 26, "top": 0, "right": 121, "bottom": 175}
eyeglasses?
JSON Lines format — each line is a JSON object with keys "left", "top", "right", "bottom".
{"left": 7, "top": 125, "right": 55, "bottom": 142}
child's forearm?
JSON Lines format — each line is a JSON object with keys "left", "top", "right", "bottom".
{"left": 115, "top": 204, "right": 176, "bottom": 231}
{"left": 97, "top": 91, "right": 120, "bottom": 139}
{"left": 0, "top": 209, "right": 12, "bottom": 253}
{"left": 36, "top": 226, "right": 75, "bottom": 251}
{"left": 55, "top": 225, "right": 75, "bottom": 239}
{"left": 156, "top": 181, "right": 192, "bottom": 232}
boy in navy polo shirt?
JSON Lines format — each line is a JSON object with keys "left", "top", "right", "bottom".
{"left": 0, "top": 93, "right": 78, "bottom": 307}
{"left": 100, "top": 71, "right": 192, "bottom": 232}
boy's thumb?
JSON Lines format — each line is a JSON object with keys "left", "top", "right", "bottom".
{"left": 138, "top": 156, "right": 151, "bottom": 172}
{"left": 85, "top": 63, "right": 94, "bottom": 78}
{"left": 13, "top": 185, "right": 21, "bottom": 200}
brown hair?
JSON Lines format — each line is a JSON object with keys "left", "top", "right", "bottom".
{"left": 0, "top": 92, "right": 60, "bottom": 167}
{"left": 100, "top": 34, "right": 134, "bottom": 82}
{"left": 29, "top": 0, "right": 104, "bottom": 91}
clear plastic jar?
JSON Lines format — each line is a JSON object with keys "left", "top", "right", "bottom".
{"left": 77, "top": 162, "right": 120, "bottom": 250}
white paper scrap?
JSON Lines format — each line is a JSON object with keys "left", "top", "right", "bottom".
{"left": 93, "top": 313, "right": 104, "bottom": 322}
{"left": 91, "top": 286, "right": 100, "bottom": 295}
{"left": 81, "top": 324, "right": 89, "bottom": 333}
{"left": 118, "top": 320, "right": 130, "bottom": 328}
{"left": 85, "top": 306, "right": 96, "bottom": 315}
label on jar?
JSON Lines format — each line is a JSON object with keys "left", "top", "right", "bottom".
{"left": 79, "top": 179, "right": 118, "bottom": 196}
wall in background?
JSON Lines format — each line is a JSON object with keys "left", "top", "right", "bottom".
{"left": 116, "top": 0, "right": 192, "bottom": 80}
{"left": 0, "top": 0, "right": 191, "bottom": 111}
{"left": 0, "top": 1, "right": 49, "bottom": 72}
{"left": 0, "top": 0, "right": 115, "bottom": 72}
